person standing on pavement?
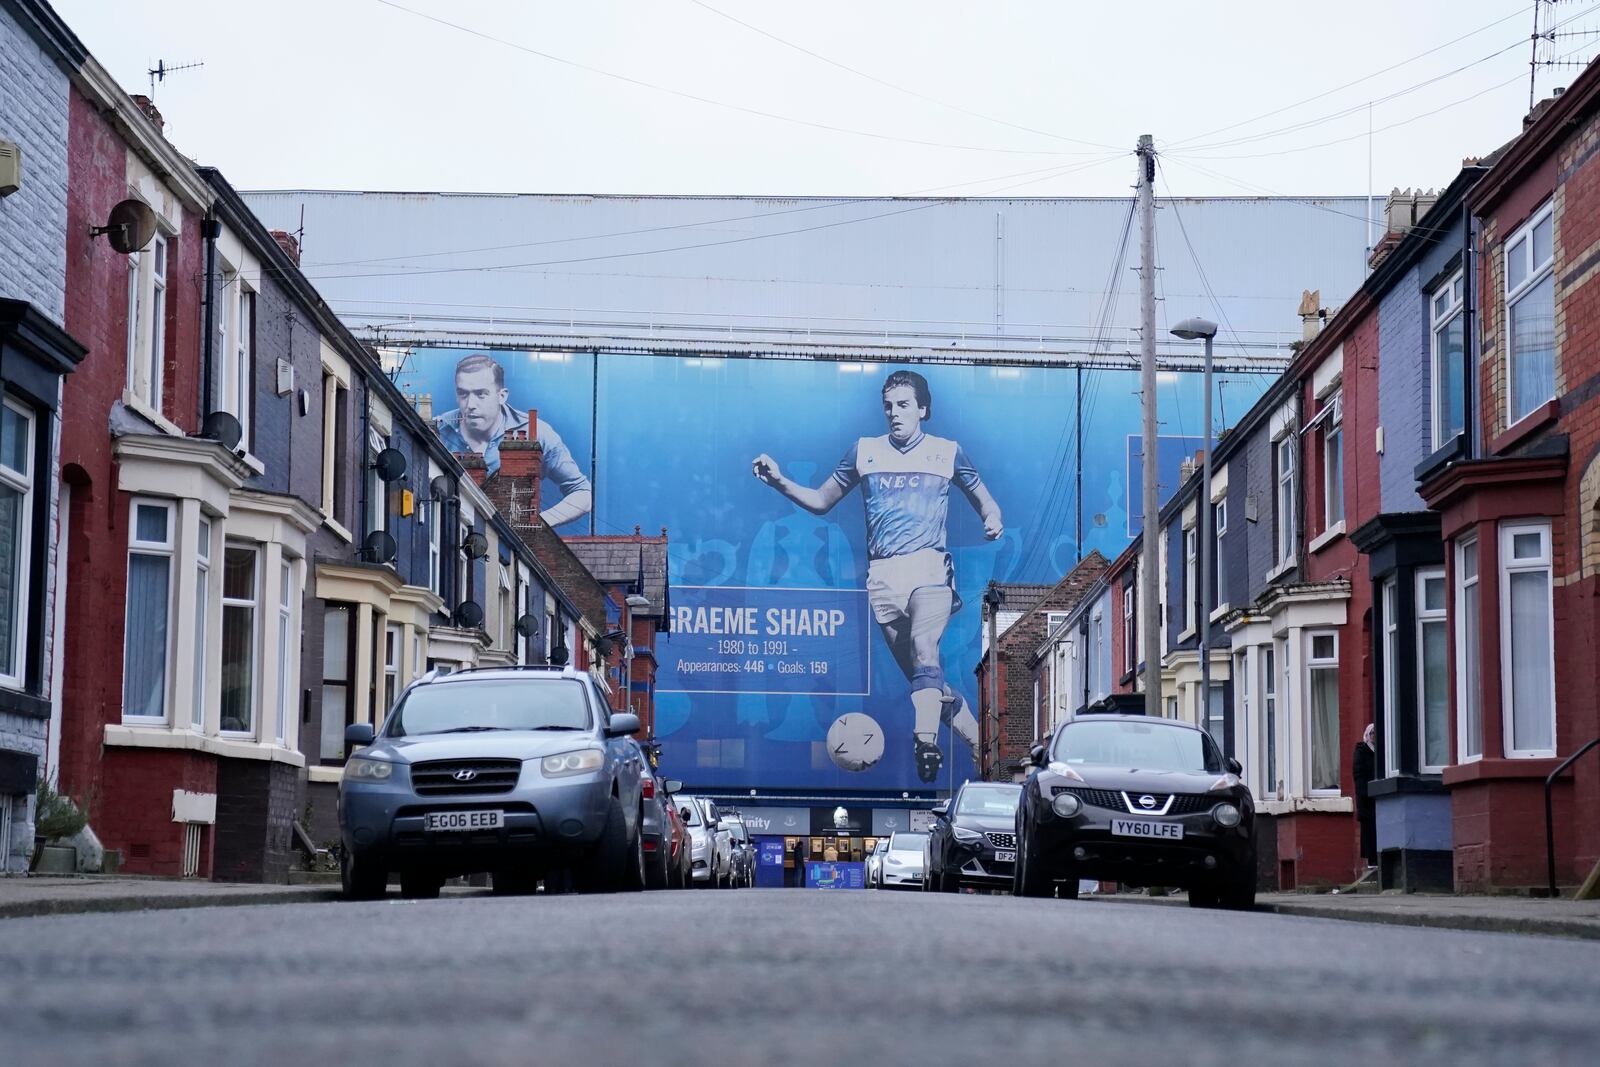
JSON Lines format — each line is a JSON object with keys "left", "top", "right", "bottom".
{"left": 1352, "top": 723, "right": 1377, "bottom": 872}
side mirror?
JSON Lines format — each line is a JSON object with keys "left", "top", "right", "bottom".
{"left": 605, "top": 712, "right": 641, "bottom": 738}
{"left": 679, "top": 807, "right": 693, "bottom": 822}
{"left": 345, "top": 723, "right": 375, "bottom": 747}
{"left": 1029, "top": 744, "right": 1047, "bottom": 767}
{"left": 931, "top": 800, "right": 950, "bottom": 820}
{"left": 1226, "top": 757, "right": 1243, "bottom": 776}
{"left": 664, "top": 779, "right": 683, "bottom": 794}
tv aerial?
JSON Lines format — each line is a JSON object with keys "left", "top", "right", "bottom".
{"left": 147, "top": 60, "right": 204, "bottom": 99}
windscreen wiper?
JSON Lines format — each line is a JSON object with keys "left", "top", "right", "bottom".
{"left": 435, "top": 725, "right": 509, "bottom": 733}
{"left": 527, "top": 725, "right": 584, "bottom": 731}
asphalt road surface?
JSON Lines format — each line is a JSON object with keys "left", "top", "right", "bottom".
{"left": 6, "top": 888, "right": 1598, "bottom": 1066}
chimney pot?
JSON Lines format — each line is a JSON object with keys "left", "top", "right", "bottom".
{"left": 129, "top": 94, "right": 164, "bottom": 132}
{"left": 269, "top": 229, "right": 301, "bottom": 266}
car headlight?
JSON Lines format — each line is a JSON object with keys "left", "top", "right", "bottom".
{"left": 1051, "top": 792, "right": 1083, "bottom": 818}
{"left": 345, "top": 756, "right": 394, "bottom": 781}
{"left": 1211, "top": 802, "right": 1242, "bottom": 828}
{"left": 952, "top": 826, "right": 984, "bottom": 844}
{"left": 541, "top": 749, "right": 605, "bottom": 777}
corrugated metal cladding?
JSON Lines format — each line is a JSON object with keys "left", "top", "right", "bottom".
{"left": 240, "top": 191, "right": 1379, "bottom": 359}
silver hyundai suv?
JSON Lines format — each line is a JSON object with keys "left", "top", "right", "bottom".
{"left": 337, "top": 665, "right": 646, "bottom": 899}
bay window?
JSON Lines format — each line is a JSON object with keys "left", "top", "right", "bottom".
{"left": 0, "top": 400, "right": 34, "bottom": 689}
{"left": 1456, "top": 538, "right": 1483, "bottom": 761}
{"left": 1505, "top": 204, "right": 1555, "bottom": 425}
{"left": 1416, "top": 568, "right": 1450, "bottom": 772}
{"left": 123, "top": 499, "right": 174, "bottom": 720}
{"left": 191, "top": 518, "right": 210, "bottom": 729}
{"left": 275, "top": 561, "right": 293, "bottom": 745}
{"left": 220, "top": 545, "right": 260, "bottom": 735}
{"left": 320, "top": 604, "right": 352, "bottom": 762}
{"left": 1307, "top": 631, "right": 1340, "bottom": 792}
{"left": 1430, "top": 272, "right": 1466, "bottom": 448}
{"left": 1499, "top": 522, "right": 1555, "bottom": 757}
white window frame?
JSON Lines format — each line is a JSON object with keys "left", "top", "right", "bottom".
{"left": 498, "top": 564, "right": 513, "bottom": 649}
{"left": 276, "top": 559, "right": 293, "bottom": 745}
{"left": 125, "top": 248, "right": 142, "bottom": 387}
{"left": 1262, "top": 642, "right": 1280, "bottom": 798}
{"left": 192, "top": 517, "right": 211, "bottom": 730}
{"left": 366, "top": 429, "right": 388, "bottom": 545}
{"left": 123, "top": 498, "right": 176, "bottom": 722}
{"left": 1276, "top": 434, "right": 1297, "bottom": 566}
{"left": 426, "top": 462, "right": 443, "bottom": 597}
{"left": 1504, "top": 202, "right": 1556, "bottom": 426}
{"left": 1045, "top": 611, "right": 1069, "bottom": 636}
{"left": 234, "top": 285, "right": 253, "bottom": 447}
{"left": 1498, "top": 522, "right": 1556, "bottom": 758}
{"left": 1321, "top": 394, "right": 1343, "bottom": 529}
{"left": 1380, "top": 576, "right": 1400, "bottom": 779}
{"left": 1183, "top": 524, "right": 1197, "bottom": 632}
{"left": 457, "top": 510, "right": 472, "bottom": 608}
{"left": 1456, "top": 537, "right": 1483, "bottom": 762}
{"left": 1430, "top": 271, "right": 1466, "bottom": 450}
{"left": 219, "top": 543, "right": 261, "bottom": 739}
{"left": 1122, "top": 579, "right": 1136, "bottom": 674}
{"left": 383, "top": 621, "right": 402, "bottom": 720}
{"left": 1415, "top": 566, "right": 1449, "bottom": 774}
{"left": 0, "top": 399, "right": 35, "bottom": 690}
{"left": 1213, "top": 499, "right": 1228, "bottom": 610}
{"left": 148, "top": 234, "right": 166, "bottom": 409}
{"left": 1089, "top": 605, "right": 1105, "bottom": 702}
{"left": 1306, "top": 630, "right": 1341, "bottom": 795}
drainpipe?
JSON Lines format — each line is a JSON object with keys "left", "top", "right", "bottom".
{"left": 359, "top": 377, "right": 371, "bottom": 544}
{"left": 200, "top": 212, "right": 220, "bottom": 422}
{"left": 1462, "top": 207, "right": 1477, "bottom": 461}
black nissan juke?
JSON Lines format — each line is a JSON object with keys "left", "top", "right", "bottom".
{"left": 1014, "top": 715, "right": 1256, "bottom": 909}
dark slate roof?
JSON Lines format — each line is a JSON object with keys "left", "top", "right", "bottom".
{"left": 564, "top": 536, "right": 670, "bottom": 615}
{"left": 990, "top": 583, "right": 1054, "bottom": 617}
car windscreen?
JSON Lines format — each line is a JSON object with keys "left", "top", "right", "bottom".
{"left": 722, "top": 822, "right": 748, "bottom": 841}
{"left": 387, "top": 678, "right": 593, "bottom": 737}
{"left": 676, "top": 799, "right": 702, "bottom": 826}
{"left": 1051, "top": 719, "right": 1223, "bottom": 774}
{"left": 956, "top": 785, "right": 1021, "bottom": 816}
{"left": 889, "top": 832, "right": 927, "bottom": 853}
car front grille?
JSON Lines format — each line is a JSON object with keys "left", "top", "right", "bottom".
{"left": 985, "top": 832, "right": 1016, "bottom": 850}
{"left": 1050, "top": 786, "right": 1218, "bottom": 816}
{"left": 411, "top": 758, "right": 523, "bottom": 796}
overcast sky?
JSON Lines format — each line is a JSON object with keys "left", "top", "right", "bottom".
{"left": 52, "top": 0, "right": 1600, "bottom": 200}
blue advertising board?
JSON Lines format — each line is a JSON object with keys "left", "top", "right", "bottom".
{"left": 394, "top": 350, "right": 1236, "bottom": 794}
{"left": 806, "top": 861, "right": 867, "bottom": 890}
{"left": 755, "top": 838, "right": 789, "bottom": 889}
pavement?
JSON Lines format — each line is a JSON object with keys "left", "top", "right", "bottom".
{"left": 0, "top": 875, "right": 338, "bottom": 919}
{"left": 3, "top": 887, "right": 1599, "bottom": 1066}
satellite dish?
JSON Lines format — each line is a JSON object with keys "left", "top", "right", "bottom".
{"left": 514, "top": 613, "right": 540, "bottom": 638}
{"left": 199, "top": 410, "right": 243, "bottom": 451}
{"left": 92, "top": 199, "right": 159, "bottom": 254}
{"left": 429, "top": 474, "right": 457, "bottom": 503}
{"left": 454, "top": 601, "right": 484, "bottom": 629}
{"left": 372, "top": 447, "right": 407, "bottom": 483}
{"left": 461, "top": 531, "right": 488, "bottom": 560}
{"left": 362, "top": 530, "right": 397, "bottom": 564}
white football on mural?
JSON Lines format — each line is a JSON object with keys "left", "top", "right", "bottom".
{"left": 826, "top": 712, "right": 885, "bottom": 772}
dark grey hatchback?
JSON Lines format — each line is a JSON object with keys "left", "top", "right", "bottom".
{"left": 1015, "top": 715, "right": 1256, "bottom": 909}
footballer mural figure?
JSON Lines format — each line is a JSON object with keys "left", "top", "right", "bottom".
{"left": 752, "top": 370, "right": 1003, "bottom": 783}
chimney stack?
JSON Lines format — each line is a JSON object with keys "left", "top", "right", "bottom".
{"left": 269, "top": 229, "right": 301, "bottom": 266}
{"left": 129, "top": 95, "right": 164, "bottom": 132}
{"left": 1297, "top": 289, "right": 1323, "bottom": 342}
{"left": 478, "top": 409, "right": 544, "bottom": 537}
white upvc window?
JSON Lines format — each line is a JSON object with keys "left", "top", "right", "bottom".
{"left": 1431, "top": 271, "right": 1466, "bottom": 449}
{"left": 220, "top": 544, "right": 261, "bottom": 737}
{"left": 1213, "top": 500, "right": 1228, "bottom": 608}
{"left": 123, "top": 499, "right": 175, "bottom": 721}
{"left": 1275, "top": 434, "right": 1297, "bottom": 566}
{"left": 1416, "top": 567, "right": 1450, "bottom": 773}
{"left": 320, "top": 371, "right": 350, "bottom": 528}
{"left": 148, "top": 234, "right": 166, "bottom": 408}
{"left": 383, "top": 621, "right": 402, "bottom": 719}
{"left": 1089, "top": 605, "right": 1105, "bottom": 701}
{"left": 1262, "top": 642, "right": 1280, "bottom": 797}
{"left": 192, "top": 518, "right": 211, "bottom": 729}
{"left": 1380, "top": 577, "right": 1400, "bottom": 778}
{"left": 457, "top": 510, "right": 473, "bottom": 608}
{"left": 123, "top": 231, "right": 169, "bottom": 411}
{"left": 1122, "top": 578, "right": 1136, "bottom": 674}
{"left": 1165, "top": 695, "right": 1178, "bottom": 720}
{"left": 498, "top": 564, "right": 513, "bottom": 649}
{"left": 1183, "top": 524, "right": 1197, "bottom": 632}
{"left": 0, "top": 400, "right": 35, "bottom": 689}
{"left": 126, "top": 248, "right": 141, "bottom": 382}
{"left": 1455, "top": 537, "right": 1483, "bottom": 762}
{"left": 275, "top": 560, "right": 293, "bottom": 745}
{"left": 1306, "top": 631, "right": 1340, "bottom": 793}
{"left": 1321, "top": 394, "right": 1343, "bottom": 528}
{"left": 1499, "top": 522, "right": 1556, "bottom": 757}
{"left": 215, "top": 270, "right": 254, "bottom": 447}
{"left": 1045, "top": 611, "right": 1069, "bottom": 636}
{"left": 426, "top": 462, "right": 443, "bottom": 596}
{"left": 1504, "top": 203, "right": 1556, "bottom": 425}
{"left": 366, "top": 429, "right": 388, "bottom": 545}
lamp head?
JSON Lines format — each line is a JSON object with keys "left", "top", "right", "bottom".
{"left": 1171, "top": 317, "right": 1218, "bottom": 341}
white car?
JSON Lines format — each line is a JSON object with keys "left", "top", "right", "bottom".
{"left": 866, "top": 837, "right": 890, "bottom": 888}
{"left": 879, "top": 831, "right": 928, "bottom": 890}
{"left": 679, "top": 795, "right": 733, "bottom": 888}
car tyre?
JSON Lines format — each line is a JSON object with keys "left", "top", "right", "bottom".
{"left": 1014, "top": 824, "right": 1053, "bottom": 899}
{"left": 940, "top": 869, "right": 960, "bottom": 893}
{"left": 577, "top": 794, "right": 639, "bottom": 894}
{"left": 400, "top": 869, "right": 443, "bottom": 900}
{"left": 1187, "top": 883, "right": 1220, "bottom": 909}
{"left": 1219, "top": 862, "right": 1257, "bottom": 911}
{"left": 340, "top": 848, "right": 387, "bottom": 901}
{"left": 645, "top": 839, "right": 670, "bottom": 891}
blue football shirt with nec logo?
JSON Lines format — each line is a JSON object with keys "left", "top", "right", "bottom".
{"left": 829, "top": 433, "right": 985, "bottom": 561}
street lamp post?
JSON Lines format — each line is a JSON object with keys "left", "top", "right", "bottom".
{"left": 1171, "top": 317, "right": 1218, "bottom": 736}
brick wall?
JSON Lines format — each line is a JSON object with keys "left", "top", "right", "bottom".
{"left": 0, "top": 5, "right": 68, "bottom": 322}
{"left": 96, "top": 748, "right": 217, "bottom": 877}
{"left": 213, "top": 758, "right": 299, "bottom": 884}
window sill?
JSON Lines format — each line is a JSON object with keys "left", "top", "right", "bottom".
{"left": 122, "top": 389, "right": 185, "bottom": 437}
{"left": 103, "top": 724, "right": 306, "bottom": 767}
{"left": 1308, "top": 523, "right": 1346, "bottom": 555}
{"left": 1177, "top": 626, "right": 1196, "bottom": 644}
{"left": 324, "top": 516, "right": 353, "bottom": 543}
{"left": 1209, "top": 602, "right": 1232, "bottom": 624}
{"left": 308, "top": 765, "right": 344, "bottom": 784}
{"left": 1288, "top": 795, "right": 1353, "bottom": 814}
{"left": 235, "top": 450, "right": 266, "bottom": 477}
{"left": 1490, "top": 399, "right": 1559, "bottom": 456}
{"left": 0, "top": 686, "right": 50, "bottom": 720}
{"left": 1442, "top": 756, "right": 1561, "bottom": 785}
{"left": 1266, "top": 558, "right": 1296, "bottom": 583}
